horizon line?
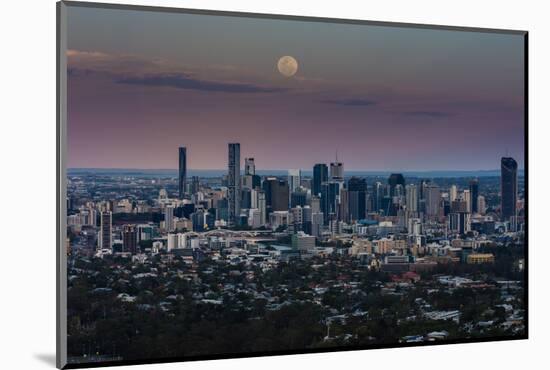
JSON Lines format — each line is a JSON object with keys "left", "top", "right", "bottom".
{"left": 68, "top": 167, "right": 526, "bottom": 173}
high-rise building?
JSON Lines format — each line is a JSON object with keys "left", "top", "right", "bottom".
{"left": 245, "top": 158, "right": 255, "bottom": 175}
{"left": 405, "top": 184, "right": 418, "bottom": 213}
{"left": 123, "top": 224, "right": 138, "bottom": 254}
{"left": 164, "top": 205, "right": 174, "bottom": 232}
{"left": 288, "top": 169, "right": 301, "bottom": 206}
{"left": 388, "top": 173, "right": 405, "bottom": 197}
{"left": 228, "top": 143, "right": 241, "bottom": 226}
{"left": 501, "top": 157, "right": 518, "bottom": 221}
{"left": 271, "top": 179, "right": 289, "bottom": 212}
{"left": 330, "top": 161, "right": 344, "bottom": 180}
{"left": 463, "top": 189, "right": 471, "bottom": 213}
{"left": 477, "top": 195, "right": 486, "bottom": 215}
{"left": 449, "top": 212, "right": 471, "bottom": 235}
{"left": 99, "top": 211, "right": 112, "bottom": 250}
{"left": 258, "top": 191, "right": 266, "bottom": 225}
{"left": 425, "top": 184, "right": 441, "bottom": 219}
{"left": 348, "top": 177, "right": 367, "bottom": 221}
{"left": 312, "top": 164, "right": 328, "bottom": 197}
{"left": 178, "top": 147, "right": 187, "bottom": 199}
{"left": 469, "top": 179, "right": 479, "bottom": 213}
{"left": 449, "top": 184, "right": 458, "bottom": 202}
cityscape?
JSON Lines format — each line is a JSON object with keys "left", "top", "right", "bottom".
{"left": 64, "top": 5, "right": 526, "bottom": 366}
{"left": 66, "top": 146, "right": 525, "bottom": 364}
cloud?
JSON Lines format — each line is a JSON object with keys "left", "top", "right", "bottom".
{"left": 403, "top": 110, "right": 454, "bottom": 118}
{"left": 115, "top": 73, "right": 289, "bottom": 94}
{"left": 320, "top": 98, "right": 376, "bottom": 106}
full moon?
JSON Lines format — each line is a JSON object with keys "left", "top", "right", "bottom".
{"left": 277, "top": 56, "right": 298, "bottom": 77}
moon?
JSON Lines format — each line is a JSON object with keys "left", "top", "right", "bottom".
{"left": 277, "top": 56, "right": 298, "bottom": 77}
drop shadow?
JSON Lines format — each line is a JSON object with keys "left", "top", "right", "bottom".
{"left": 34, "top": 353, "right": 56, "bottom": 367}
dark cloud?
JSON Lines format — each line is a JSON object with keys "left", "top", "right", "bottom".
{"left": 404, "top": 110, "right": 454, "bottom": 118}
{"left": 320, "top": 98, "right": 376, "bottom": 106}
{"left": 115, "top": 73, "right": 289, "bottom": 94}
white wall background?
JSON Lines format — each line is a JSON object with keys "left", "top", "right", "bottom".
{"left": 0, "top": 0, "right": 547, "bottom": 368}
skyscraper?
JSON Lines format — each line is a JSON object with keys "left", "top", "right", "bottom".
{"left": 245, "top": 158, "right": 255, "bottom": 175}
{"left": 178, "top": 147, "right": 187, "bottom": 199}
{"left": 501, "top": 157, "right": 518, "bottom": 221}
{"left": 388, "top": 173, "right": 405, "bottom": 197}
{"left": 99, "top": 210, "right": 112, "bottom": 250}
{"left": 469, "top": 179, "right": 479, "bottom": 213}
{"left": 405, "top": 184, "right": 418, "bottom": 213}
{"left": 348, "top": 177, "right": 367, "bottom": 221}
{"left": 313, "top": 164, "right": 328, "bottom": 197}
{"left": 228, "top": 143, "right": 241, "bottom": 226}
{"left": 288, "top": 169, "right": 301, "bottom": 206}
{"left": 425, "top": 184, "right": 441, "bottom": 220}
{"left": 330, "top": 161, "right": 344, "bottom": 180}
{"left": 164, "top": 205, "right": 174, "bottom": 232}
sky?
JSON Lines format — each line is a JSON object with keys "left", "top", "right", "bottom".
{"left": 66, "top": 5, "right": 525, "bottom": 171}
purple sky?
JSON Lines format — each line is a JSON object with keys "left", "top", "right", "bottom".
{"left": 66, "top": 6, "right": 525, "bottom": 171}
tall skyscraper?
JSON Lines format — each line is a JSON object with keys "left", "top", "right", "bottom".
{"left": 330, "top": 161, "right": 344, "bottom": 180}
{"left": 258, "top": 191, "right": 266, "bottom": 225}
{"left": 271, "top": 180, "right": 290, "bottom": 212}
{"left": 164, "top": 205, "right": 174, "bottom": 232}
{"left": 228, "top": 143, "right": 241, "bottom": 226}
{"left": 245, "top": 158, "right": 255, "bottom": 175}
{"left": 178, "top": 147, "right": 187, "bottom": 199}
{"left": 348, "top": 177, "right": 367, "bottom": 221}
{"left": 405, "top": 184, "right": 418, "bottom": 213}
{"left": 99, "top": 210, "right": 112, "bottom": 250}
{"left": 313, "top": 163, "right": 328, "bottom": 197}
{"left": 288, "top": 169, "right": 301, "bottom": 206}
{"left": 388, "top": 173, "right": 405, "bottom": 197}
{"left": 469, "top": 179, "right": 479, "bottom": 213}
{"left": 425, "top": 184, "right": 441, "bottom": 219}
{"left": 501, "top": 157, "right": 518, "bottom": 221}
{"left": 449, "top": 184, "right": 458, "bottom": 202}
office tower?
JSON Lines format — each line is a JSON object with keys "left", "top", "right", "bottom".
{"left": 241, "top": 188, "right": 252, "bottom": 209}
{"left": 262, "top": 177, "right": 276, "bottom": 209}
{"left": 99, "top": 210, "right": 112, "bottom": 249}
{"left": 373, "top": 181, "right": 384, "bottom": 212}
{"left": 463, "top": 189, "right": 471, "bottom": 213}
{"left": 388, "top": 173, "right": 405, "bottom": 197}
{"left": 405, "top": 184, "right": 418, "bottom": 213}
{"left": 311, "top": 212, "right": 324, "bottom": 238}
{"left": 291, "top": 189, "right": 308, "bottom": 208}
{"left": 330, "top": 161, "right": 344, "bottom": 180}
{"left": 248, "top": 209, "right": 261, "bottom": 229}
{"left": 425, "top": 184, "right": 441, "bottom": 219}
{"left": 311, "top": 196, "right": 321, "bottom": 213}
{"left": 258, "top": 191, "right": 266, "bottom": 225}
{"left": 501, "top": 157, "right": 518, "bottom": 221}
{"left": 288, "top": 169, "right": 301, "bottom": 205}
{"left": 123, "top": 224, "right": 138, "bottom": 254}
{"left": 189, "top": 176, "right": 200, "bottom": 195}
{"left": 178, "top": 147, "right": 187, "bottom": 199}
{"left": 271, "top": 179, "right": 289, "bottom": 211}
{"left": 228, "top": 143, "right": 241, "bottom": 226}
{"left": 321, "top": 181, "right": 340, "bottom": 224}
{"left": 477, "top": 195, "right": 486, "bottom": 215}
{"left": 290, "top": 206, "right": 304, "bottom": 232}
{"left": 313, "top": 163, "right": 328, "bottom": 196}
{"left": 191, "top": 209, "right": 205, "bottom": 232}
{"left": 449, "top": 212, "right": 471, "bottom": 235}
{"left": 339, "top": 188, "right": 349, "bottom": 223}
{"left": 348, "top": 177, "right": 367, "bottom": 221}
{"left": 469, "top": 179, "right": 479, "bottom": 213}
{"left": 449, "top": 184, "right": 458, "bottom": 202}
{"left": 164, "top": 205, "right": 174, "bottom": 232}
{"left": 302, "top": 206, "right": 313, "bottom": 234}
{"left": 216, "top": 198, "right": 229, "bottom": 221}
{"left": 245, "top": 158, "right": 255, "bottom": 175}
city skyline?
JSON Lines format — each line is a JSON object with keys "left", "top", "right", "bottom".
{"left": 67, "top": 6, "right": 525, "bottom": 171}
